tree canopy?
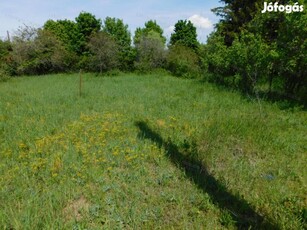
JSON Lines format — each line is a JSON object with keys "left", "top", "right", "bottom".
{"left": 75, "top": 12, "right": 102, "bottom": 54}
{"left": 103, "top": 17, "right": 134, "bottom": 70}
{"left": 169, "top": 20, "right": 199, "bottom": 50}
{"left": 134, "top": 20, "right": 166, "bottom": 46}
{"left": 103, "top": 17, "right": 131, "bottom": 48}
{"left": 44, "top": 19, "right": 78, "bottom": 52}
{"left": 212, "top": 0, "right": 263, "bottom": 45}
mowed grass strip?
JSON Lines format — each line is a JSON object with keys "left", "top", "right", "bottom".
{"left": 0, "top": 73, "right": 306, "bottom": 229}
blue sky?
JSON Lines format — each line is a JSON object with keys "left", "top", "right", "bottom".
{"left": 0, "top": 0, "right": 223, "bottom": 43}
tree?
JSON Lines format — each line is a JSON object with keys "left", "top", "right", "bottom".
{"left": 88, "top": 32, "right": 119, "bottom": 73}
{"left": 134, "top": 20, "right": 166, "bottom": 46}
{"left": 44, "top": 19, "right": 78, "bottom": 53}
{"left": 206, "top": 0, "right": 306, "bottom": 103}
{"left": 203, "top": 33, "right": 232, "bottom": 83}
{"left": 170, "top": 20, "right": 199, "bottom": 50}
{"left": 34, "top": 30, "right": 73, "bottom": 73}
{"left": 75, "top": 12, "right": 102, "bottom": 55}
{"left": 229, "top": 32, "right": 272, "bottom": 92}
{"left": 13, "top": 25, "right": 38, "bottom": 42}
{"left": 275, "top": 7, "right": 307, "bottom": 99}
{"left": 103, "top": 17, "right": 134, "bottom": 70}
{"left": 212, "top": 0, "right": 263, "bottom": 46}
{"left": 10, "top": 27, "right": 70, "bottom": 75}
{"left": 103, "top": 17, "right": 131, "bottom": 49}
{"left": 134, "top": 31, "right": 166, "bottom": 72}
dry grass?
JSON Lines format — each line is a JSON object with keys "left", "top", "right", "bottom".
{"left": 63, "top": 196, "right": 90, "bottom": 222}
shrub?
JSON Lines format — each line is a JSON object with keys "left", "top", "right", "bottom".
{"left": 134, "top": 31, "right": 166, "bottom": 73}
{"left": 201, "top": 34, "right": 232, "bottom": 83}
{"left": 167, "top": 44, "right": 201, "bottom": 78}
{"left": 0, "top": 68, "right": 10, "bottom": 82}
{"left": 87, "top": 32, "right": 119, "bottom": 73}
{"left": 228, "top": 32, "right": 272, "bottom": 93}
{"left": 10, "top": 27, "right": 72, "bottom": 75}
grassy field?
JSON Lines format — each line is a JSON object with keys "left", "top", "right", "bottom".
{"left": 0, "top": 73, "right": 306, "bottom": 229}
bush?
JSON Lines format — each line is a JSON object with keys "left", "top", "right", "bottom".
{"left": 228, "top": 32, "right": 272, "bottom": 93}
{"left": 87, "top": 32, "right": 119, "bottom": 73}
{"left": 167, "top": 44, "right": 201, "bottom": 78}
{"left": 201, "top": 34, "right": 233, "bottom": 84}
{"left": 0, "top": 68, "right": 10, "bottom": 82}
{"left": 134, "top": 31, "right": 166, "bottom": 72}
{"left": 204, "top": 32, "right": 274, "bottom": 93}
{"left": 10, "top": 27, "right": 73, "bottom": 75}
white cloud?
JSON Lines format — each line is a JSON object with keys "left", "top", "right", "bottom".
{"left": 188, "top": 14, "right": 212, "bottom": 29}
{"left": 166, "top": 25, "right": 175, "bottom": 33}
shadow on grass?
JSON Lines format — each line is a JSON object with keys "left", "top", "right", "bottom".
{"left": 199, "top": 77, "right": 306, "bottom": 111}
{"left": 256, "top": 91, "right": 306, "bottom": 111}
{"left": 135, "top": 121, "right": 278, "bottom": 229}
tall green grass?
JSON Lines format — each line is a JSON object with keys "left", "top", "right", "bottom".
{"left": 0, "top": 73, "right": 306, "bottom": 229}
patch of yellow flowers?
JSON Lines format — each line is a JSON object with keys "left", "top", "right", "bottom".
{"left": 1, "top": 112, "right": 163, "bottom": 187}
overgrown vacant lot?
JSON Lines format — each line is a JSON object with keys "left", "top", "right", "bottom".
{"left": 0, "top": 73, "right": 306, "bottom": 229}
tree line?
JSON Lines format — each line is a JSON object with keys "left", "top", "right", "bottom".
{"left": 0, "top": 0, "right": 306, "bottom": 103}
{"left": 0, "top": 12, "right": 201, "bottom": 78}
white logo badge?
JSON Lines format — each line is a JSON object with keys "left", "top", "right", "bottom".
{"left": 261, "top": 2, "right": 304, "bottom": 13}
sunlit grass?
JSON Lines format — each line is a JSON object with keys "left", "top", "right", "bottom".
{"left": 0, "top": 73, "right": 306, "bottom": 229}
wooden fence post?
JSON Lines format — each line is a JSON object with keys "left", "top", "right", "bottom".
{"left": 79, "top": 69, "right": 82, "bottom": 97}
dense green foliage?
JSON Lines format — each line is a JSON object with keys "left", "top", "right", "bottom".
{"left": 205, "top": 0, "right": 307, "bottom": 103}
{"left": 103, "top": 17, "right": 134, "bottom": 70}
{"left": 167, "top": 44, "right": 201, "bottom": 78}
{"left": 212, "top": 0, "right": 263, "bottom": 46}
{"left": 0, "top": 40, "right": 10, "bottom": 60}
{"left": 44, "top": 19, "right": 78, "bottom": 53}
{"left": 170, "top": 20, "right": 199, "bottom": 50}
{"left": 75, "top": 12, "right": 102, "bottom": 56}
{"left": 87, "top": 32, "right": 119, "bottom": 73}
{"left": 0, "top": 68, "right": 10, "bottom": 82}
{"left": 9, "top": 28, "right": 72, "bottom": 75}
{"left": 134, "top": 30, "right": 166, "bottom": 72}
{"left": 134, "top": 20, "right": 166, "bottom": 46}
{"left": 133, "top": 20, "right": 167, "bottom": 72}
{"left": 0, "top": 40, "right": 11, "bottom": 80}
